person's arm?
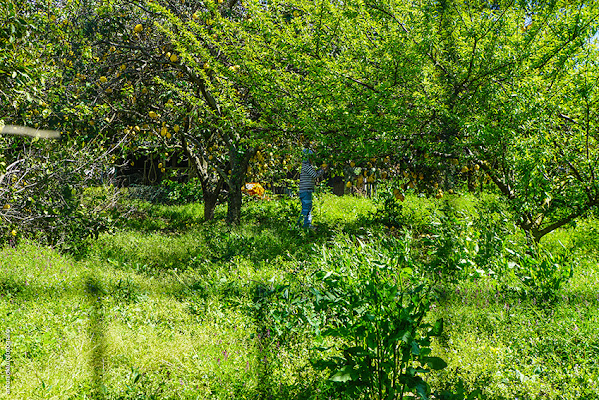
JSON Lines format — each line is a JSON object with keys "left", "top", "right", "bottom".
{"left": 304, "top": 162, "right": 321, "bottom": 178}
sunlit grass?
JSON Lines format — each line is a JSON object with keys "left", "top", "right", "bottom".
{"left": 1, "top": 193, "right": 599, "bottom": 398}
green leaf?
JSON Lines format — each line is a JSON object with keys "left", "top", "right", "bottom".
{"left": 411, "top": 341, "right": 420, "bottom": 355}
{"left": 424, "top": 356, "right": 448, "bottom": 371}
{"left": 329, "top": 366, "right": 355, "bottom": 382}
{"left": 430, "top": 318, "right": 443, "bottom": 336}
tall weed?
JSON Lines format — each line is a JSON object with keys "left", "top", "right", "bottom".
{"left": 270, "top": 234, "right": 447, "bottom": 399}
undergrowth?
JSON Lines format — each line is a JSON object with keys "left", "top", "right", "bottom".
{"left": 0, "top": 192, "right": 596, "bottom": 399}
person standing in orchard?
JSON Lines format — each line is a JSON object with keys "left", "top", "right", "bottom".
{"left": 298, "top": 149, "right": 327, "bottom": 229}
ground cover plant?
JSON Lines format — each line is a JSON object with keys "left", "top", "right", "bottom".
{"left": 0, "top": 191, "right": 598, "bottom": 399}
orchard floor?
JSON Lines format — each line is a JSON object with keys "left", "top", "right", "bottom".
{"left": 1, "top": 192, "right": 599, "bottom": 399}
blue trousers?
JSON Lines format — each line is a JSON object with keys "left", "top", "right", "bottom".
{"left": 298, "top": 191, "right": 313, "bottom": 228}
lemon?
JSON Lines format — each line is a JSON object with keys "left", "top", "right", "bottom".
{"left": 170, "top": 54, "right": 178, "bottom": 63}
{"left": 99, "top": 76, "right": 107, "bottom": 83}
{"left": 134, "top": 24, "right": 143, "bottom": 33}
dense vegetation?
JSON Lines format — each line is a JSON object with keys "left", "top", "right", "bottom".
{"left": 2, "top": 0, "right": 599, "bottom": 398}
{"left": 0, "top": 189, "right": 598, "bottom": 399}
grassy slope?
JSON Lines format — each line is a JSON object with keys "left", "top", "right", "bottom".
{"left": 0, "top": 192, "right": 598, "bottom": 399}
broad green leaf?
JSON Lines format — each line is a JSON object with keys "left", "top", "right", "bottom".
{"left": 424, "top": 356, "right": 448, "bottom": 371}
{"left": 329, "top": 366, "right": 355, "bottom": 382}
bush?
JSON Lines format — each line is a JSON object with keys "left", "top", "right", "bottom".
{"left": 270, "top": 234, "right": 447, "bottom": 400}
{"left": 423, "top": 202, "right": 480, "bottom": 282}
{"left": 507, "top": 247, "right": 575, "bottom": 303}
{"left": 371, "top": 189, "right": 405, "bottom": 229}
{"left": 0, "top": 140, "right": 125, "bottom": 256}
{"left": 161, "top": 178, "right": 203, "bottom": 204}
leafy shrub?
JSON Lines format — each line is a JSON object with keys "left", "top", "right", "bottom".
{"left": 472, "top": 195, "right": 513, "bottom": 269}
{"left": 423, "top": 202, "right": 480, "bottom": 281}
{"left": 161, "top": 178, "right": 203, "bottom": 204}
{"left": 0, "top": 142, "right": 125, "bottom": 256}
{"left": 371, "top": 189, "right": 405, "bottom": 229}
{"left": 271, "top": 234, "right": 447, "bottom": 399}
{"left": 241, "top": 196, "right": 303, "bottom": 234}
{"left": 507, "top": 248, "right": 575, "bottom": 303}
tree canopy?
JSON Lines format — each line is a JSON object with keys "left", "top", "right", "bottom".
{"left": 2, "top": 0, "right": 599, "bottom": 239}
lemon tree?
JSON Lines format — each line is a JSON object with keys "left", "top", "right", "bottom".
{"left": 0, "top": 0, "right": 125, "bottom": 252}
{"left": 143, "top": 0, "right": 304, "bottom": 223}
{"left": 62, "top": 0, "right": 270, "bottom": 223}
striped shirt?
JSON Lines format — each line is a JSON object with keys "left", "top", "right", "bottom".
{"left": 299, "top": 160, "right": 325, "bottom": 192}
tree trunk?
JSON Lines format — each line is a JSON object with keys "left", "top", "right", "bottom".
{"left": 201, "top": 177, "right": 223, "bottom": 221}
{"left": 227, "top": 179, "right": 243, "bottom": 225}
{"left": 181, "top": 133, "right": 223, "bottom": 221}
{"left": 226, "top": 144, "right": 255, "bottom": 225}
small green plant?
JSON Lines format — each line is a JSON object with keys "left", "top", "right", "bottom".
{"left": 111, "top": 277, "right": 143, "bottom": 303}
{"left": 473, "top": 195, "right": 513, "bottom": 270}
{"left": 424, "top": 202, "right": 479, "bottom": 281}
{"left": 271, "top": 195, "right": 302, "bottom": 228}
{"left": 372, "top": 189, "right": 405, "bottom": 229}
{"left": 509, "top": 248, "right": 575, "bottom": 303}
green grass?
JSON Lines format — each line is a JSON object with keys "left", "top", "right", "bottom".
{"left": 0, "top": 192, "right": 599, "bottom": 398}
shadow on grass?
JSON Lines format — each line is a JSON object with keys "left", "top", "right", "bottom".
{"left": 85, "top": 276, "right": 108, "bottom": 399}
{"left": 200, "top": 203, "right": 380, "bottom": 266}
{"left": 0, "top": 276, "right": 109, "bottom": 398}
{"left": 0, "top": 200, "right": 388, "bottom": 399}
